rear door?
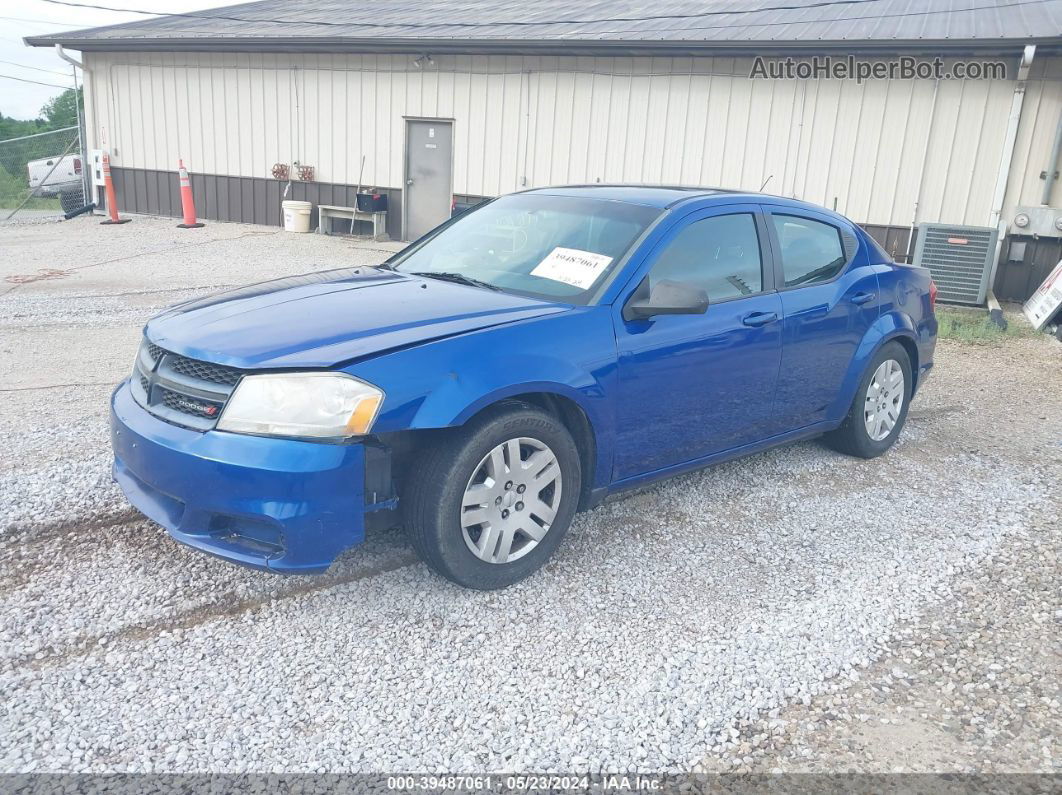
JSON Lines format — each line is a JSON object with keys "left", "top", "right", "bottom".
{"left": 764, "top": 208, "right": 880, "bottom": 432}
{"left": 612, "top": 205, "right": 783, "bottom": 480}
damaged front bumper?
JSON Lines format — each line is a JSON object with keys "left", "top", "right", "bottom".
{"left": 110, "top": 380, "right": 396, "bottom": 574}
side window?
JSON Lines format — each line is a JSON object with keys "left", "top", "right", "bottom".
{"left": 772, "top": 214, "right": 848, "bottom": 287}
{"left": 648, "top": 213, "right": 762, "bottom": 300}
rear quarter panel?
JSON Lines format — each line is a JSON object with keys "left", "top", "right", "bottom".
{"left": 826, "top": 261, "right": 937, "bottom": 420}
{"left": 877, "top": 262, "right": 938, "bottom": 388}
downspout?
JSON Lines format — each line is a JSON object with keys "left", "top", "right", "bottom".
{"left": 54, "top": 44, "right": 83, "bottom": 69}
{"left": 986, "top": 44, "right": 1036, "bottom": 325}
{"left": 989, "top": 45, "right": 1035, "bottom": 232}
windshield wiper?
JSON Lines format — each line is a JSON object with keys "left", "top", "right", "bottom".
{"left": 408, "top": 271, "right": 503, "bottom": 291}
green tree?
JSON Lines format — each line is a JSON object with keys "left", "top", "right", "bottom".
{"left": 0, "top": 111, "right": 45, "bottom": 141}
{"left": 38, "top": 87, "right": 82, "bottom": 130}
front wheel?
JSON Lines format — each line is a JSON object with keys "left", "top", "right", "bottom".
{"left": 824, "top": 341, "right": 913, "bottom": 459}
{"left": 404, "top": 403, "right": 582, "bottom": 589}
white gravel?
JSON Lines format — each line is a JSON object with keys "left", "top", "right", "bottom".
{"left": 0, "top": 290, "right": 210, "bottom": 329}
{"left": 0, "top": 214, "right": 1059, "bottom": 773}
{"left": 0, "top": 415, "right": 127, "bottom": 533}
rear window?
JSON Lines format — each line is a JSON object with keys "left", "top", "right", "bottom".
{"left": 772, "top": 214, "right": 848, "bottom": 287}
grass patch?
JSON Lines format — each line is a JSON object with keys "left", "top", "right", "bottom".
{"left": 936, "top": 306, "right": 1034, "bottom": 345}
{"left": 0, "top": 165, "right": 61, "bottom": 212}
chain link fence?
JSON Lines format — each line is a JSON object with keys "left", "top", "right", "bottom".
{"left": 0, "top": 126, "right": 90, "bottom": 221}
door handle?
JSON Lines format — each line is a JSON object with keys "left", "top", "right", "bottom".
{"left": 406, "top": 178, "right": 414, "bottom": 186}
{"left": 851, "top": 291, "right": 876, "bottom": 305}
{"left": 742, "top": 311, "right": 778, "bottom": 327}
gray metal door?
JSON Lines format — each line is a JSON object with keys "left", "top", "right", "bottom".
{"left": 404, "top": 119, "right": 453, "bottom": 241}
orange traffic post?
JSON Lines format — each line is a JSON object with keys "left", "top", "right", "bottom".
{"left": 176, "top": 159, "right": 204, "bottom": 229}
{"left": 99, "top": 152, "right": 130, "bottom": 225}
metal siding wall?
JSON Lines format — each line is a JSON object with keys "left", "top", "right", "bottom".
{"left": 86, "top": 52, "right": 1061, "bottom": 234}
{"left": 863, "top": 224, "right": 914, "bottom": 262}
{"left": 1002, "top": 57, "right": 1062, "bottom": 216}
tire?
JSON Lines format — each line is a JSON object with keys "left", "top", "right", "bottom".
{"left": 59, "top": 191, "right": 81, "bottom": 214}
{"left": 824, "top": 341, "right": 913, "bottom": 459}
{"left": 404, "top": 402, "right": 582, "bottom": 589}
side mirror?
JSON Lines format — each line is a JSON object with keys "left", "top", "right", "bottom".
{"left": 623, "top": 278, "right": 709, "bottom": 321}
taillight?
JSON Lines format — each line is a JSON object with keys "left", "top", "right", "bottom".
{"left": 929, "top": 280, "right": 938, "bottom": 311}
{"left": 74, "top": 157, "right": 82, "bottom": 175}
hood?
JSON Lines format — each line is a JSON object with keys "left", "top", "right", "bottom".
{"left": 146, "top": 267, "right": 569, "bottom": 368}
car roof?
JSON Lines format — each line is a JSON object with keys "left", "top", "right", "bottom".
{"left": 520, "top": 184, "right": 839, "bottom": 215}
{"left": 520, "top": 184, "right": 719, "bottom": 209}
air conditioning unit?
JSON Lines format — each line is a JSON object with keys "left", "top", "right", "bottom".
{"left": 912, "top": 223, "right": 999, "bottom": 305}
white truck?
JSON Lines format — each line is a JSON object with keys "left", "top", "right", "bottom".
{"left": 27, "top": 153, "right": 83, "bottom": 213}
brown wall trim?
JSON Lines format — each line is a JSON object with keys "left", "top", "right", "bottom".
{"left": 862, "top": 224, "right": 914, "bottom": 264}
{"left": 110, "top": 167, "right": 403, "bottom": 241}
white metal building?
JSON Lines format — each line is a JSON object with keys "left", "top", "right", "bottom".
{"left": 27, "top": 0, "right": 1062, "bottom": 301}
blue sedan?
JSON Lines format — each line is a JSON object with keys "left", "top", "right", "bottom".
{"left": 110, "top": 186, "right": 938, "bottom": 589}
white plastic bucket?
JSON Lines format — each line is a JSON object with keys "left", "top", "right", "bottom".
{"left": 282, "top": 200, "right": 312, "bottom": 233}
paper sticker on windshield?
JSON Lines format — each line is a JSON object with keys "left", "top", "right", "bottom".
{"left": 530, "top": 248, "right": 613, "bottom": 290}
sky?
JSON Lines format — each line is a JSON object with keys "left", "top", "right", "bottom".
{"left": 0, "top": 0, "right": 227, "bottom": 120}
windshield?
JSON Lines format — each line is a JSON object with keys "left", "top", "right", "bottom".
{"left": 390, "top": 194, "right": 661, "bottom": 304}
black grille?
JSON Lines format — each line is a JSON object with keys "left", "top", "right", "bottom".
{"left": 168, "top": 355, "right": 242, "bottom": 386}
{"left": 134, "top": 338, "right": 244, "bottom": 430}
{"left": 158, "top": 386, "right": 224, "bottom": 420}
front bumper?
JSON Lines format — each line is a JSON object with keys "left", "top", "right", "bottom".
{"left": 110, "top": 380, "right": 377, "bottom": 574}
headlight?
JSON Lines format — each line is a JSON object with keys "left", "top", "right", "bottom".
{"left": 217, "top": 373, "right": 383, "bottom": 439}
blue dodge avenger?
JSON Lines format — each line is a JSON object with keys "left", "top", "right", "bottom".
{"left": 111, "top": 186, "right": 937, "bottom": 589}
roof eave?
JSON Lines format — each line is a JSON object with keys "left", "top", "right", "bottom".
{"left": 23, "top": 34, "right": 1057, "bottom": 58}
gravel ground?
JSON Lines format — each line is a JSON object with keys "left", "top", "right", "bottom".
{"left": 0, "top": 214, "right": 1059, "bottom": 774}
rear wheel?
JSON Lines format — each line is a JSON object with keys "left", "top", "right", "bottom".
{"left": 824, "top": 341, "right": 912, "bottom": 459}
{"left": 404, "top": 403, "right": 581, "bottom": 589}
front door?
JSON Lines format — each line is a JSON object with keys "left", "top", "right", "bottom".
{"left": 612, "top": 207, "right": 783, "bottom": 481}
{"left": 404, "top": 119, "right": 453, "bottom": 241}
